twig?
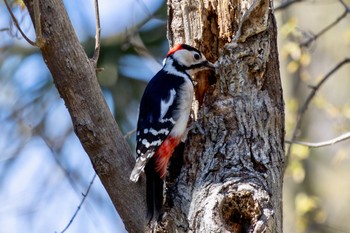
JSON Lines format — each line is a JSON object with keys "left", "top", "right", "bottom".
{"left": 39, "top": 130, "right": 99, "bottom": 232}
{"left": 286, "top": 131, "right": 350, "bottom": 148}
{"left": 0, "top": 27, "right": 10, "bottom": 32}
{"left": 39, "top": 132, "right": 83, "bottom": 196}
{"left": 128, "top": 32, "right": 163, "bottom": 71}
{"left": 60, "top": 174, "right": 97, "bottom": 233}
{"left": 339, "top": 0, "right": 350, "bottom": 10}
{"left": 91, "top": 0, "right": 101, "bottom": 66}
{"left": 124, "top": 128, "right": 137, "bottom": 139}
{"left": 286, "top": 58, "right": 350, "bottom": 163}
{"left": 136, "top": 0, "right": 153, "bottom": 17}
{"left": 275, "top": 0, "right": 303, "bottom": 11}
{"left": 4, "top": 0, "right": 36, "bottom": 46}
{"left": 33, "top": 0, "right": 44, "bottom": 47}
{"left": 301, "top": 9, "right": 348, "bottom": 48}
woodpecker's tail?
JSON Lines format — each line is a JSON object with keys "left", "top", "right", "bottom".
{"left": 145, "top": 157, "right": 163, "bottom": 222}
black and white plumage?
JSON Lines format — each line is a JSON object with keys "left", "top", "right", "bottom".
{"left": 129, "top": 44, "right": 214, "bottom": 221}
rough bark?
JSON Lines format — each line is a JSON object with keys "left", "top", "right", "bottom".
{"left": 158, "top": 0, "right": 285, "bottom": 232}
{"left": 22, "top": 1, "right": 147, "bottom": 232}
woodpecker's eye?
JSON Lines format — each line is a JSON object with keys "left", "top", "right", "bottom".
{"left": 194, "top": 53, "right": 200, "bottom": 60}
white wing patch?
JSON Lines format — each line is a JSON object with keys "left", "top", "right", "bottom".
{"left": 160, "top": 88, "right": 176, "bottom": 119}
{"left": 141, "top": 138, "right": 163, "bottom": 149}
{"left": 159, "top": 118, "right": 176, "bottom": 124}
{"left": 149, "top": 128, "right": 169, "bottom": 136}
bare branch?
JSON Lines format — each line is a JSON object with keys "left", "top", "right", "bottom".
{"left": 286, "top": 58, "right": 350, "bottom": 161}
{"left": 0, "top": 27, "right": 10, "bottom": 32}
{"left": 33, "top": 0, "right": 44, "bottom": 47}
{"left": 301, "top": 9, "right": 348, "bottom": 48}
{"left": 339, "top": 0, "right": 350, "bottom": 10}
{"left": 128, "top": 32, "right": 163, "bottom": 71}
{"left": 286, "top": 131, "right": 350, "bottom": 148}
{"left": 39, "top": 131, "right": 83, "bottom": 196}
{"left": 4, "top": 0, "right": 36, "bottom": 46}
{"left": 59, "top": 174, "right": 97, "bottom": 233}
{"left": 124, "top": 128, "right": 136, "bottom": 139}
{"left": 275, "top": 0, "right": 303, "bottom": 11}
{"left": 91, "top": 0, "right": 101, "bottom": 66}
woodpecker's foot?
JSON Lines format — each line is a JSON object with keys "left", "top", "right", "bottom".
{"left": 182, "top": 121, "right": 205, "bottom": 142}
{"left": 193, "top": 121, "right": 205, "bottom": 135}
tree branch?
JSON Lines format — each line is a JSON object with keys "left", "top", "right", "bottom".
{"left": 286, "top": 131, "right": 350, "bottom": 148}
{"left": 123, "top": 128, "right": 136, "bottom": 139}
{"left": 4, "top": 0, "right": 36, "bottom": 46}
{"left": 57, "top": 128, "right": 137, "bottom": 233}
{"left": 275, "top": 0, "right": 303, "bottom": 11}
{"left": 91, "top": 0, "right": 101, "bottom": 66}
{"left": 0, "top": 27, "right": 10, "bottom": 32}
{"left": 60, "top": 174, "right": 97, "bottom": 233}
{"left": 286, "top": 58, "right": 350, "bottom": 161}
{"left": 22, "top": 0, "right": 147, "bottom": 232}
{"left": 301, "top": 8, "right": 348, "bottom": 48}
{"left": 339, "top": 0, "right": 350, "bottom": 10}
{"left": 33, "top": 0, "right": 44, "bottom": 47}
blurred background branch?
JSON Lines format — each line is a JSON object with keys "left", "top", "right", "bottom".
{"left": 286, "top": 131, "right": 350, "bottom": 148}
{"left": 286, "top": 57, "right": 350, "bottom": 158}
{"left": 275, "top": 0, "right": 303, "bottom": 11}
{"left": 300, "top": 1, "right": 349, "bottom": 48}
{"left": 4, "top": 0, "right": 36, "bottom": 46}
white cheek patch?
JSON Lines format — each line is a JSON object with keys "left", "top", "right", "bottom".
{"left": 163, "top": 59, "right": 189, "bottom": 79}
{"left": 172, "top": 49, "right": 193, "bottom": 67}
{"left": 160, "top": 88, "right": 176, "bottom": 119}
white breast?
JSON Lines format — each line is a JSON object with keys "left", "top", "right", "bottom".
{"left": 170, "top": 78, "right": 194, "bottom": 137}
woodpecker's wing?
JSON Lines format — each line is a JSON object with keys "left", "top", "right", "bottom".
{"left": 130, "top": 70, "right": 185, "bottom": 182}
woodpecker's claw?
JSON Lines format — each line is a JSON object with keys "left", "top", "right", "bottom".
{"left": 193, "top": 121, "right": 205, "bottom": 135}
{"left": 182, "top": 121, "right": 205, "bottom": 142}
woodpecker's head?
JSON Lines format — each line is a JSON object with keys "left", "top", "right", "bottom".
{"left": 165, "top": 44, "right": 215, "bottom": 76}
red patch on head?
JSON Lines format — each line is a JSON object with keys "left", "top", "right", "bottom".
{"left": 167, "top": 44, "right": 183, "bottom": 57}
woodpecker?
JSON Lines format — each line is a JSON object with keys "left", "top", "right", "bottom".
{"left": 130, "top": 44, "right": 214, "bottom": 221}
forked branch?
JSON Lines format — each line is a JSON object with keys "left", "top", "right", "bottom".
{"left": 286, "top": 58, "right": 350, "bottom": 161}
{"left": 4, "top": 0, "right": 36, "bottom": 46}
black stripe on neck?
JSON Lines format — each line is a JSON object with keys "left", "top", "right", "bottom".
{"left": 170, "top": 56, "right": 187, "bottom": 72}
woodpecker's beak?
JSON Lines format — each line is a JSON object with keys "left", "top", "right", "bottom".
{"left": 202, "top": 60, "right": 215, "bottom": 70}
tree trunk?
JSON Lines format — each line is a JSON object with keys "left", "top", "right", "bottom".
{"left": 157, "top": 0, "right": 285, "bottom": 232}
{"left": 22, "top": 1, "right": 147, "bottom": 232}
